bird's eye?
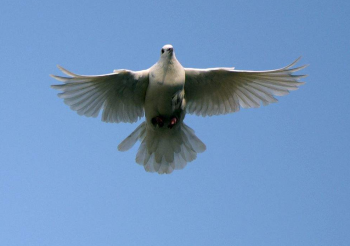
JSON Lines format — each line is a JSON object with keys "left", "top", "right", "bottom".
{"left": 161, "top": 49, "right": 164, "bottom": 54}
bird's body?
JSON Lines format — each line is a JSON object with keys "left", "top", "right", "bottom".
{"left": 51, "top": 44, "right": 307, "bottom": 174}
{"left": 145, "top": 45, "right": 185, "bottom": 125}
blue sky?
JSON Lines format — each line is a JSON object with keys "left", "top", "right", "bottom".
{"left": 1, "top": 0, "right": 349, "bottom": 245}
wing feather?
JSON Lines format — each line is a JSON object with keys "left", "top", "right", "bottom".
{"left": 51, "top": 67, "right": 149, "bottom": 123}
{"left": 185, "top": 58, "right": 307, "bottom": 116}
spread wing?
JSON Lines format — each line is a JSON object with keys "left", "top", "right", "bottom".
{"left": 184, "top": 58, "right": 307, "bottom": 117}
{"left": 51, "top": 66, "right": 149, "bottom": 123}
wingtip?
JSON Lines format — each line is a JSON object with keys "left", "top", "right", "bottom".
{"left": 50, "top": 74, "right": 58, "bottom": 78}
{"left": 56, "top": 65, "right": 65, "bottom": 73}
{"left": 50, "top": 74, "right": 67, "bottom": 82}
{"left": 287, "top": 56, "right": 302, "bottom": 68}
{"left": 56, "top": 65, "right": 79, "bottom": 77}
{"left": 51, "top": 84, "right": 62, "bottom": 89}
{"left": 293, "top": 57, "right": 310, "bottom": 68}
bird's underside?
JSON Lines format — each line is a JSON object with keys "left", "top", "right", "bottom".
{"left": 51, "top": 44, "right": 307, "bottom": 174}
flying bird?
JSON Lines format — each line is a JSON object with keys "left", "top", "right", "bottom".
{"left": 51, "top": 44, "right": 307, "bottom": 174}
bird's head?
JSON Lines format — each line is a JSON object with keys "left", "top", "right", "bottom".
{"left": 160, "top": 44, "right": 174, "bottom": 58}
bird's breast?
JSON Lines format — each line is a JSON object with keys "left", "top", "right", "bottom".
{"left": 145, "top": 63, "right": 185, "bottom": 120}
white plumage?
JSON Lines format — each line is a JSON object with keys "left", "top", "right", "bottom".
{"left": 51, "top": 44, "right": 307, "bottom": 174}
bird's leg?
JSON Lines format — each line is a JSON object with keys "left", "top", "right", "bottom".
{"left": 151, "top": 116, "right": 164, "bottom": 128}
{"left": 168, "top": 116, "right": 178, "bottom": 129}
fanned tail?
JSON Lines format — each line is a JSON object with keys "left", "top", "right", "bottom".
{"left": 118, "top": 121, "right": 206, "bottom": 174}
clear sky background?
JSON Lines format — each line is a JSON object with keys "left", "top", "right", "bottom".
{"left": 1, "top": 0, "right": 349, "bottom": 245}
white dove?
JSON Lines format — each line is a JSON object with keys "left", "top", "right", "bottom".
{"left": 51, "top": 44, "right": 307, "bottom": 174}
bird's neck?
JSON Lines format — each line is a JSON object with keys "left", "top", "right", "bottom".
{"left": 159, "top": 54, "right": 178, "bottom": 66}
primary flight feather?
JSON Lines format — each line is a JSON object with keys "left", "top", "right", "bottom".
{"left": 51, "top": 44, "right": 307, "bottom": 174}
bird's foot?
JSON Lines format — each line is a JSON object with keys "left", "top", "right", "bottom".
{"left": 151, "top": 116, "right": 164, "bottom": 128}
{"left": 168, "top": 117, "right": 178, "bottom": 129}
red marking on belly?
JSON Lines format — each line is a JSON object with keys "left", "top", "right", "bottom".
{"left": 168, "top": 117, "right": 178, "bottom": 129}
{"left": 151, "top": 116, "right": 164, "bottom": 128}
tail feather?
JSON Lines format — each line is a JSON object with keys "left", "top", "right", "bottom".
{"left": 182, "top": 124, "right": 206, "bottom": 153}
{"left": 118, "top": 122, "right": 146, "bottom": 152}
{"left": 118, "top": 121, "right": 206, "bottom": 174}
